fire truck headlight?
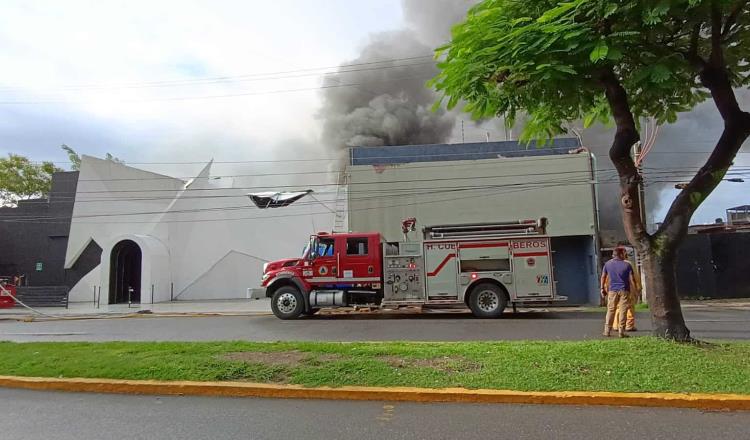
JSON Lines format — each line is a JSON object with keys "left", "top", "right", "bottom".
{"left": 262, "top": 272, "right": 272, "bottom": 282}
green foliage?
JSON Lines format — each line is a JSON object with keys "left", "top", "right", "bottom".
{"left": 0, "top": 154, "right": 62, "bottom": 206}
{"left": 60, "top": 145, "right": 124, "bottom": 170}
{"left": 431, "top": 0, "right": 750, "bottom": 142}
{"left": 105, "top": 152, "right": 125, "bottom": 165}
{"left": 60, "top": 144, "right": 81, "bottom": 171}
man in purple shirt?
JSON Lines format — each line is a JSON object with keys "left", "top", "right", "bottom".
{"left": 600, "top": 246, "right": 636, "bottom": 338}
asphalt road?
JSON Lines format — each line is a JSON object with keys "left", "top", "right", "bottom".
{"left": 3, "top": 388, "right": 749, "bottom": 440}
{"left": 1, "top": 308, "right": 748, "bottom": 342}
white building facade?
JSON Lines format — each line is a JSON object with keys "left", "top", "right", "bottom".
{"left": 65, "top": 156, "right": 337, "bottom": 304}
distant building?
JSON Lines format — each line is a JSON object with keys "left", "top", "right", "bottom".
{"left": 347, "top": 139, "right": 602, "bottom": 304}
{"left": 0, "top": 171, "right": 80, "bottom": 287}
{"left": 727, "top": 205, "right": 750, "bottom": 226}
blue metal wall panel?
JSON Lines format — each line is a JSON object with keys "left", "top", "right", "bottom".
{"left": 350, "top": 138, "right": 581, "bottom": 165}
{"left": 551, "top": 235, "right": 598, "bottom": 305}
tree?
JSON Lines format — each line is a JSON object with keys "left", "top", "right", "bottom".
{"left": 59, "top": 145, "right": 124, "bottom": 170}
{"left": 61, "top": 144, "right": 81, "bottom": 170}
{"left": 431, "top": 0, "right": 750, "bottom": 340}
{"left": 0, "top": 154, "right": 63, "bottom": 206}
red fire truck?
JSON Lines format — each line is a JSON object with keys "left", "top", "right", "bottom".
{"left": 261, "top": 218, "right": 566, "bottom": 319}
{"left": 0, "top": 277, "right": 17, "bottom": 309}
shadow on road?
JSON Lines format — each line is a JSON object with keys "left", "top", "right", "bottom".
{"left": 300, "top": 311, "right": 610, "bottom": 321}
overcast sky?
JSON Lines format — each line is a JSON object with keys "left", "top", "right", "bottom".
{"left": 0, "top": 0, "right": 746, "bottom": 224}
{"left": 0, "top": 0, "right": 404, "bottom": 166}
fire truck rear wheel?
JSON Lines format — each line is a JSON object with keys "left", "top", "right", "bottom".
{"left": 468, "top": 283, "right": 507, "bottom": 318}
{"left": 271, "top": 286, "right": 305, "bottom": 320}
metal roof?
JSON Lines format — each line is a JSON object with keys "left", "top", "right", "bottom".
{"left": 349, "top": 138, "right": 581, "bottom": 166}
{"left": 728, "top": 205, "right": 750, "bottom": 211}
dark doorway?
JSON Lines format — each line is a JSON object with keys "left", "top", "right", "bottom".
{"left": 109, "top": 240, "right": 142, "bottom": 304}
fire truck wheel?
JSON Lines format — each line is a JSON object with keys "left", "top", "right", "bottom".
{"left": 468, "top": 283, "right": 507, "bottom": 318}
{"left": 271, "top": 286, "right": 305, "bottom": 319}
{"left": 303, "top": 308, "right": 320, "bottom": 316}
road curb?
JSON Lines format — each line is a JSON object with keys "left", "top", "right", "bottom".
{"left": 1, "top": 375, "right": 749, "bottom": 410}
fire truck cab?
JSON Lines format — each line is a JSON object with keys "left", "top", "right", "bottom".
{"left": 261, "top": 218, "right": 565, "bottom": 319}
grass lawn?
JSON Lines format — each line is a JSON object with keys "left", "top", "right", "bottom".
{"left": 0, "top": 338, "right": 748, "bottom": 394}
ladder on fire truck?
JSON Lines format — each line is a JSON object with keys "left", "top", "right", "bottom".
{"left": 332, "top": 170, "right": 349, "bottom": 233}
{"left": 423, "top": 218, "right": 548, "bottom": 240}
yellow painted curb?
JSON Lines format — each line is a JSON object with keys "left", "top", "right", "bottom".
{"left": 1, "top": 375, "right": 749, "bottom": 411}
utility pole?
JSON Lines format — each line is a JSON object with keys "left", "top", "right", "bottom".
{"left": 633, "top": 141, "right": 647, "bottom": 227}
{"left": 633, "top": 140, "right": 647, "bottom": 304}
{"left": 461, "top": 120, "right": 465, "bottom": 143}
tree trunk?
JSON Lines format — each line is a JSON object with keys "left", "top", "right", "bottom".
{"left": 600, "top": 52, "right": 750, "bottom": 340}
{"left": 640, "top": 250, "right": 691, "bottom": 341}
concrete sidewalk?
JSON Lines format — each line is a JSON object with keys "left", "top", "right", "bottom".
{"left": 0, "top": 298, "right": 272, "bottom": 320}
{"left": 2, "top": 297, "right": 749, "bottom": 321}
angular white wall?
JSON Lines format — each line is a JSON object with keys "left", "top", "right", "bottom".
{"left": 65, "top": 156, "right": 337, "bottom": 303}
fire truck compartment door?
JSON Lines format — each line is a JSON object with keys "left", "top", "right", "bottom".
{"left": 510, "top": 238, "right": 553, "bottom": 298}
{"left": 458, "top": 243, "right": 509, "bottom": 262}
{"left": 425, "top": 242, "right": 458, "bottom": 299}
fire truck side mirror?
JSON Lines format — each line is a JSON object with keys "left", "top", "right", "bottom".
{"left": 308, "top": 236, "right": 318, "bottom": 260}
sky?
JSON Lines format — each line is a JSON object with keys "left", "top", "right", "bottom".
{"left": 0, "top": 0, "right": 404, "bottom": 169}
{"left": 0, "top": 0, "right": 747, "bottom": 225}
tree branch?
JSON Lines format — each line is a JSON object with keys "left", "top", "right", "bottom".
{"left": 598, "top": 68, "right": 650, "bottom": 252}
{"left": 681, "top": 24, "right": 708, "bottom": 69}
{"left": 709, "top": 0, "right": 724, "bottom": 66}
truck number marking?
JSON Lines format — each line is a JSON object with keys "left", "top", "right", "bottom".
{"left": 536, "top": 275, "right": 550, "bottom": 285}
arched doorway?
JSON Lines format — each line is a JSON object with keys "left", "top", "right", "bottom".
{"left": 109, "top": 240, "right": 142, "bottom": 304}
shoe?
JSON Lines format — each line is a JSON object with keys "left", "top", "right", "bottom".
{"left": 626, "top": 327, "right": 637, "bottom": 332}
{"left": 618, "top": 333, "right": 629, "bottom": 338}
{"left": 602, "top": 332, "right": 611, "bottom": 337}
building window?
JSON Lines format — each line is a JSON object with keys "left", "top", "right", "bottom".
{"left": 346, "top": 238, "right": 369, "bottom": 256}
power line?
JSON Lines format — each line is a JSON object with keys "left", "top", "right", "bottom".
{"left": 70, "top": 160, "right": 623, "bottom": 183}
{"left": 60, "top": 166, "right": 750, "bottom": 195}
{"left": 0, "top": 74, "right": 434, "bottom": 105}
{"left": 6, "top": 173, "right": 746, "bottom": 225}
{"left": 0, "top": 55, "right": 436, "bottom": 92}
{"left": 6, "top": 173, "right": 620, "bottom": 220}
{"left": 65, "top": 161, "right": 750, "bottom": 184}
{"left": 0, "top": 179, "right": 603, "bottom": 224}
{"left": 28, "top": 148, "right": 750, "bottom": 167}
{"left": 13, "top": 170, "right": 750, "bottom": 222}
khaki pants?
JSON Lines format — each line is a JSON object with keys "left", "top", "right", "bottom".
{"left": 604, "top": 290, "right": 631, "bottom": 334}
{"left": 612, "top": 290, "right": 637, "bottom": 330}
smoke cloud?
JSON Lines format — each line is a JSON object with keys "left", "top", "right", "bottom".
{"left": 318, "top": 0, "right": 478, "bottom": 152}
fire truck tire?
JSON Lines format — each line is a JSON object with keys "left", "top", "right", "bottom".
{"left": 468, "top": 283, "right": 507, "bottom": 318}
{"left": 271, "top": 286, "right": 305, "bottom": 320}
{"left": 303, "top": 308, "right": 320, "bottom": 316}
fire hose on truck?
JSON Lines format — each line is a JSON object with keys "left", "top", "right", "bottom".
{"left": 260, "top": 217, "right": 566, "bottom": 319}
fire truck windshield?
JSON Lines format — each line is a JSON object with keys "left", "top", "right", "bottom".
{"left": 301, "top": 237, "right": 334, "bottom": 259}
